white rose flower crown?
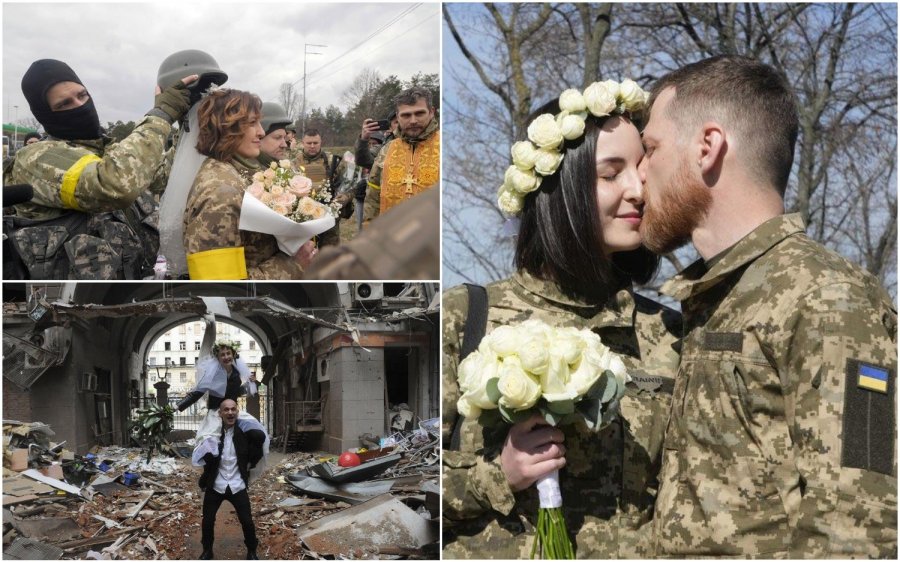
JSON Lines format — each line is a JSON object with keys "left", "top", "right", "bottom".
{"left": 498, "top": 79, "right": 650, "bottom": 216}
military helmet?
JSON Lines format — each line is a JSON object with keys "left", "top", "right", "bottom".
{"left": 157, "top": 49, "right": 228, "bottom": 103}
{"left": 260, "top": 102, "right": 292, "bottom": 135}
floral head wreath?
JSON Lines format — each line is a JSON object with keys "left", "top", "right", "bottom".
{"left": 213, "top": 340, "right": 240, "bottom": 355}
{"left": 498, "top": 79, "right": 650, "bottom": 216}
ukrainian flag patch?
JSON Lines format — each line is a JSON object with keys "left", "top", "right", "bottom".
{"left": 857, "top": 362, "right": 890, "bottom": 394}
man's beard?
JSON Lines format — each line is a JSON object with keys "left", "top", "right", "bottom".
{"left": 640, "top": 158, "right": 712, "bottom": 254}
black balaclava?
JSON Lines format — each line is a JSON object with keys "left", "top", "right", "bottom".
{"left": 22, "top": 59, "right": 101, "bottom": 140}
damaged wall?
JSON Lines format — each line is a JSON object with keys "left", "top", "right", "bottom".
{"left": 2, "top": 383, "right": 32, "bottom": 422}
{"left": 321, "top": 344, "right": 386, "bottom": 453}
{"left": 310, "top": 323, "right": 436, "bottom": 455}
{"left": 18, "top": 321, "right": 124, "bottom": 454}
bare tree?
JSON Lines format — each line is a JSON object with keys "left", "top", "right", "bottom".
{"left": 443, "top": 3, "right": 618, "bottom": 283}
{"left": 278, "top": 83, "right": 302, "bottom": 121}
{"left": 342, "top": 69, "right": 384, "bottom": 117}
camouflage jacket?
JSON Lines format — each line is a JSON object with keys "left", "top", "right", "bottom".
{"left": 4, "top": 117, "right": 171, "bottom": 279}
{"left": 8, "top": 115, "right": 171, "bottom": 220}
{"left": 183, "top": 156, "right": 304, "bottom": 280}
{"left": 442, "top": 271, "right": 681, "bottom": 559}
{"left": 654, "top": 213, "right": 897, "bottom": 558}
{"left": 304, "top": 187, "right": 439, "bottom": 280}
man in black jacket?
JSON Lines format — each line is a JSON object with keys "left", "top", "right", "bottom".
{"left": 197, "top": 399, "right": 264, "bottom": 560}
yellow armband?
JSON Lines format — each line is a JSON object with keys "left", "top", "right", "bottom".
{"left": 60, "top": 154, "right": 102, "bottom": 210}
{"left": 186, "top": 247, "right": 248, "bottom": 280}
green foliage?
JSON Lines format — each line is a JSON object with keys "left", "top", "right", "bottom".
{"left": 499, "top": 404, "right": 533, "bottom": 425}
{"left": 130, "top": 404, "right": 175, "bottom": 462}
{"left": 105, "top": 120, "right": 137, "bottom": 143}
{"left": 304, "top": 71, "right": 440, "bottom": 146}
{"left": 486, "top": 377, "right": 501, "bottom": 404}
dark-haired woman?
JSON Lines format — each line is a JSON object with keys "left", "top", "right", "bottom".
{"left": 442, "top": 81, "right": 681, "bottom": 559}
{"left": 182, "top": 88, "right": 315, "bottom": 280}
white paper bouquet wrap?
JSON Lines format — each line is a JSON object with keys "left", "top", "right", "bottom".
{"left": 456, "top": 318, "right": 628, "bottom": 559}
{"left": 238, "top": 192, "right": 334, "bottom": 254}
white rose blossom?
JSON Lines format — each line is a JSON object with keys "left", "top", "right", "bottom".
{"left": 498, "top": 186, "right": 525, "bottom": 215}
{"left": 504, "top": 165, "right": 541, "bottom": 194}
{"left": 278, "top": 159, "right": 292, "bottom": 169}
{"left": 558, "top": 89, "right": 587, "bottom": 113}
{"left": 486, "top": 325, "right": 520, "bottom": 357}
{"left": 558, "top": 113, "right": 586, "bottom": 141}
{"left": 618, "top": 79, "right": 645, "bottom": 112}
{"left": 457, "top": 349, "right": 502, "bottom": 418}
{"left": 583, "top": 81, "right": 617, "bottom": 117}
{"left": 527, "top": 114, "right": 564, "bottom": 149}
{"left": 534, "top": 149, "right": 564, "bottom": 176}
{"left": 511, "top": 141, "right": 539, "bottom": 171}
{"left": 497, "top": 356, "right": 543, "bottom": 411}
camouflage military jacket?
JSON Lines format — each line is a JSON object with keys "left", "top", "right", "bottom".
{"left": 183, "top": 156, "right": 304, "bottom": 280}
{"left": 304, "top": 188, "right": 439, "bottom": 280}
{"left": 442, "top": 271, "right": 681, "bottom": 559}
{"left": 4, "top": 117, "right": 171, "bottom": 279}
{"left": 654, "top": 213, "right": 897, "bottom": 558}
{"left": 9, "top": 115, "right": 171, "bottom": 220}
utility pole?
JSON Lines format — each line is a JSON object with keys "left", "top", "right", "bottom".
{"left": 13, "top": 105, "right": 18, "bottom": 152}
{"left": 301, "top": 43, "right": 326, "bottom": 135}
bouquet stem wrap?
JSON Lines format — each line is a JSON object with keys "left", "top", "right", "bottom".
{"left": 531, "top": 469, "right": 574, "bottom": 559}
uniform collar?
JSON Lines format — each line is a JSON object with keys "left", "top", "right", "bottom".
{"left": 257, "top": 151, "right": 276, "bottom": 169}
{"left": 50, "top": 136, "right": 111, "bottom": 151}
{"left": 512, "top": 270, "right": 635, "bottom": 329}
{"left": 231, "top": 155, "right": 260, "bottom": 176}
{"left": 661, "top": 213, "right": 806, "bottom": 301}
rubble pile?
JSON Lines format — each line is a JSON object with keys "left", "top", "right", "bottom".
{"left": 3, "top": 420, "right": 439, "bottom": 560}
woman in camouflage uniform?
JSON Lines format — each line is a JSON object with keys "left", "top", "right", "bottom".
{"left": 442, "top": 86, "right": 681, "bottom": 559}
{"left": 182, "top": 89, "right": 314, "bottom": 279}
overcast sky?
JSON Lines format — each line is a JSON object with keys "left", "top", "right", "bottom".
{"left": 3, "top": 1, "right": 440, "bottom": 127}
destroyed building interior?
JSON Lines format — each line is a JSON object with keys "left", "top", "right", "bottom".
{"left": 2, "top": 282, "right": 440, "bottom": 560}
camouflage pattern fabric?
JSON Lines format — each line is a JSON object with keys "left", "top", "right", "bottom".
{"left": 442, "top": 271, "right": 682, "bottom": 559}
{"left": 304, "top": 187, "right": 439, "bottom": 280}
{"left": 183, "top": 156, "right": 304, "bottom": 280}
{"left": 4, "top": 117, "right": 170, "bottom": 279}
{"left": 9, "top": 115, "right": 172, "bottom": 220}
{"left": 654, "top": 213, "right": 898, "bottom": 558}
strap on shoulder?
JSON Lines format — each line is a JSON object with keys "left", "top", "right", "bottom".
{"left": 449, "top": 283, "right": 488, "bottom": 451}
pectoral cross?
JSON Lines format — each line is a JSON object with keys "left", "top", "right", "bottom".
{"left": 402, "top": 172, "right": 418, "bottom": 195}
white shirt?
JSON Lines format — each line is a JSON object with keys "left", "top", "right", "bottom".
{"left": 213, "top": 427, "right": 245, "bottom": 494}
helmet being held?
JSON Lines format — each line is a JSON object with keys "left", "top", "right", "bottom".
{"left": 157, "top": 49, "right": 228, "bottom": 105}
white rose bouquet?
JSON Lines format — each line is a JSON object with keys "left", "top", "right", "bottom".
{"left": 239, "top": 160, "right": 335, "bottom": 254}
{"left": 457, "top": 318, "right": 628, "bottom": 559}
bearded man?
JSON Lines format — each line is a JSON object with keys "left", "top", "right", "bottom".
{"left": 639, "top": 55, "right": 896, "bottom": 558}
{"left": 363, "top": 86, "right": 439, "bottom": 221}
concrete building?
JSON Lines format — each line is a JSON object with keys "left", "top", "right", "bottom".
{"left": 145, "top": 322, "right": 262, "bottom": 395}
{"left": 2, "top": 283, "right": 438, "bottom": 454}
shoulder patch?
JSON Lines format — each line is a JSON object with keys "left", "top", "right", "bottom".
{"left": 842, "top": 358, "right": 894, "bottom": 475}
